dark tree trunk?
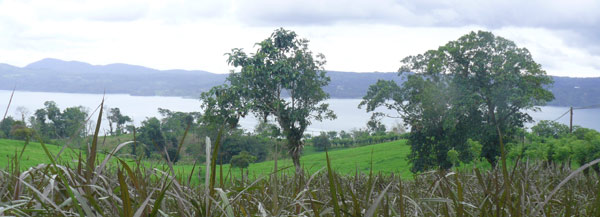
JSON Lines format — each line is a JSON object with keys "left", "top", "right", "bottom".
{"left": 290, "top": 142, "right": 302, "bottom": 175}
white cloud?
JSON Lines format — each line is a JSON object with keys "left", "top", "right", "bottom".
{"left": 0, "top": 0, "right": 598, "bottom": 77}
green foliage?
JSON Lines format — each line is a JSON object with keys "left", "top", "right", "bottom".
{"left": 229, "top": 151, "right": 257, "bottom": 169}
{"left": 447, "top": 149, "right": 460, "bottom": 166}
{"left": 222, "top": 28, "right": 336, "bottom": 173}
{"left": 199, "top": 84, "right": 248, "bottom": 129}
{"left": 0, "top": 116, "right": 15, "bottom": 139}
{"left": 360, "top": 31, "right": 554, "bottom": 172}
{"left": 312, "top": 133, "right": 331, "bottom": 151}
{"left": 366, "top": 119, "right": 386, "bottom": 135}
{"left": 531, "top": 120, "right": 569, "bottom": 139}
{"left": 254, "top": 120, "right": 281, "bottom": 139}
{"left": 27, "top": 101, "right": 88, "bottom": 143}
{"left": 10, "top": 121, "right": 34, "bottom": 143}
{"left": 219, "top": 130, "right": 270, "bottom": 164}
{"left": 137, "top": 117, "right": 166, "bottom": 158}
{"left": 107, "top": 107, "right": 132, "bottom": 135}
{"left": 467, "top": 139, "right": 483, "bottom": 161}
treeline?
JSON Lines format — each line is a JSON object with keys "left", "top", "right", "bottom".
{"left": 308, "top": 130, "right": 405, "bottom": 151}
{"left": 0, "top": 102, "right": 89, "bottom": 145}
{"left": 0, "top": 100, "right": 409, "bottom": 167}
{"left": 507, "top": 121, "right": 600, "bottom": 174}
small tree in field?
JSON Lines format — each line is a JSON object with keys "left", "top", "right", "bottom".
{"left": 230, "top": 151, "right": 256, "bottom": 180}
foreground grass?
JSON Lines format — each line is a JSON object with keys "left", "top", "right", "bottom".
{"left": 1, "top": 150, "right": 598, "bottom": 216}
{"left": 2, "top": 138, "right": 600, "bottom": 216}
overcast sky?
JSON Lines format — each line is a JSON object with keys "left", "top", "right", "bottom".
{"left": 0, "top": 0, "right": 599, "bottom": 77}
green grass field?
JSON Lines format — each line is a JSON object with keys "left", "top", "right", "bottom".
{"left": 1, "top": 138, "right": 412, "bottom": 181}
{"left": 0, "top": 139, "right": 86, "bottom": 169}
{"left": 232, "top": 140, "right": 411, "bottom": 178}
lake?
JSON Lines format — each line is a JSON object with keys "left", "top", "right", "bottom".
{"left": 0, "top": 90, "right": 598, "bottom": 133}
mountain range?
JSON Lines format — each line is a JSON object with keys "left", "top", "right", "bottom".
{"left": 0, "top": 58, "right": 598, "bottom": 107}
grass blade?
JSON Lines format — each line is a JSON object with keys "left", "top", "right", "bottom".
{"left": 366, "top": 183, "right": 392, "bottom": 217}
{"left": 325, "top": 149, "right": 341, "bottom": 217}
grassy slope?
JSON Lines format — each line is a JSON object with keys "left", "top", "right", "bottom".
{"left": 171, "top": 140, "right": 412, "bottom": 181}
{"left": 2, "top": 138, "right": 412, "bottom": 181}
{"left": 0, "top": 139, "right": 84, "bottom": 169}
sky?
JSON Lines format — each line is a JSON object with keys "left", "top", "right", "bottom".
{"left": 0, "top": 0, "right": 599, "bottom": 77}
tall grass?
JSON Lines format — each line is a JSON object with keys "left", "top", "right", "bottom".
{"left": 1, "top": 100, "right": 599, "bottom": 216}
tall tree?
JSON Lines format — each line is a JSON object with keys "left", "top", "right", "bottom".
{"left": 107, "top": 108, "right": 132, "bottom": 135}
{"left": 224, "top": 28, "right": 336, "bottom": 174}
{"left": 138, "top": 117, "right": 166, "bottom": 158}
{"left": 62, "top": 106, "right": 88, "bottom": 139}
{"left": 361, "top": 31, "right": 553, "bottom": 171}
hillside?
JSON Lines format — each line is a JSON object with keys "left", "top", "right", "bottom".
{"left": 0, "top": 58, "right": 597, "bottom": 106}
{"left": 210, "top": 139, "right": 412, "bottom": 179}
{"left": 0, "top": 139, "right": 85, "bottom": 169}
{"left": 1, "top": 138, "right": 412, "bottom": 179}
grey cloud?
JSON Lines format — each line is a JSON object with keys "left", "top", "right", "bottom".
{"left": 233, "top": 0, "right": 599, "bottom": 28}
{"left": 233, "top": 0, "right": 600, "bottom": 55}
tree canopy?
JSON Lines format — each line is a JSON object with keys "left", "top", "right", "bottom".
{"left": 203, "top": 28, "right": 335, "bottom": 174}
{"left": 361, "top": 31, "right": 554, "bottom": 172}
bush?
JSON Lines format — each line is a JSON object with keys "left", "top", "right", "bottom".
{"left": 312, "top": 133, "right": 331, "bottom": 151}
{"left": 230, "top": 151, "right": 257, "bottom": 169}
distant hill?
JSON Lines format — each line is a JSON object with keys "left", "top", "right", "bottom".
{"left": 0, "top": 58, "right": 597, "bottom": 107}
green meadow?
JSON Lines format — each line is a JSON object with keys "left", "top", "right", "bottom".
{"left": 1, "top": 138, "right": 412, "bottom": 181}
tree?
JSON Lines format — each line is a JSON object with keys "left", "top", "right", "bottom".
{"left": 62, "top": 106, "right": 88, "bottom": 140}
{"left": 107, "top": 107, "right": 132, "bottom": 135}
{"left": 366, "top": 118, "right": 386, "bottom": 135}
{"left": 32, "top": 108, "right": 50, "bottom": 139}
{"left": 15, "top": 106, "right": 29, "bottom": 123}
{"left": 138, "top": 117, "right": 166, "bottom": 158}
{"left": 0, "top": 116, "right": 15, "bottom": 138}
{"left": 312, "top": 133, "right": 331, "bottom": 152}
{"left": 531, "top": 120, "right": 569, "bottom": 139}
{"left": 230, "top": 151, "right": 256, "bottom": 169}
{"left": 44, "top": 101, "right": 64, "bottom": 137}
{"left": 361, "top": 31, "right": 553, "bottom": 172}
{"left": 254, "top": 119, "right": 281, "bottom": 139}
{"left": 10, "top": 121, "right": 34, "bottom": 145}
{"left": 224, "top": 28, "right": 336, "bottom": 174}
{"left": 230, "top": 151, "right": 257, "bottom": 181}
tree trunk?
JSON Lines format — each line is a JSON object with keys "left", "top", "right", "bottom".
{"left": 291, "top": 145, "right": 302, "bottom": 175}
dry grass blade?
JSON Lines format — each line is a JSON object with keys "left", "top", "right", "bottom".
{"left": 534, "top": 157, "right": 600, "bottom": 215}
{"left": 92, "top": 141, "right": 134, "bottom": 184}
{"left": 2, "top": 86, "right": 15, "bottom": 121}
{"left": 366, "top": 183, "right": 392, "bottom": 217}
{"left": 133, "top": 191, "right": 155, "bottom": 217}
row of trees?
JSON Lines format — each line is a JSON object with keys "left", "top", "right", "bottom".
{"left": 310, "top": 130, "right": 404, "bottom": 151}
{"left": 508, "top": 121, "right": 600, "bottom": 174}
{"left": 0, "top": 101, "right": 134, "bottom": 146}
{"left": 0, "top": 101, "right": 90, "bottom": 145}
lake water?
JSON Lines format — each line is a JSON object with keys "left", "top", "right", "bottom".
{"left": 0, "top": 90, "right": 598, "bottom": 133}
